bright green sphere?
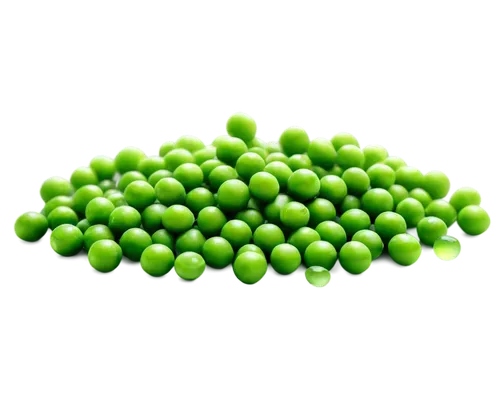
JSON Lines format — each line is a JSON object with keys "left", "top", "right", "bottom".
{"left": 433, "top": 236, "right": 461, "bottom": 261}
{"left": 155, "top": 177, "right": 186, "bottom": 206}
{"left": 77, "top": 219, "right": 91, "bottom": 234}
{"left": 119, "top": 228, "right": 152, "bottom": 261}
{"left": 395, "top": 197, "right": 425, "bottom": 228}
{"left": 320, "top": 175, "right": 347, "bottom": 205}
{"left": 388, "top": 234, "right": 421, "bottom": 266}
{"left": 164, "top": 148, "right": 195, "bottom": 171}
{"left": 422, "top": 170, "right": 450, "bottom": 199}
{"left": 336, "top": 145, "right": 365, "bottom": 170}
{"left": 173, "top": 163, "right": 204, "bottom": 192}
{"left": 352, "top": 230, "right": 384, "bottom": 259}
{"left": 47, "top": 206, "right": 79, "bottom": 230}
{"left": 193, "top": 146, "right": 216, "bottom": 166}
{"left": 174, "top": 251, "right": 205, "bottom": 281}
{"left": 138, "top": 156, "right": 166, "bottom": 178}
{"left": 185, "top": 187, "right": 215, "bottom": 215}
{"left": 148, "top": 170, "right": 173, "bottom": 187}
{"left": 366, "top": 164, "right": 396, "bottom": 189}
{"left": 200, "top": 159, "right": 224, "bottom": 182}
{"left": 287, "top": 169, "right": 320, "bottom": 201}
{"left": 307, "top": 198, "right": 336, "bottom": 228}
{"left": 162, "top": 205, "right": 194, "bottom": 234}
{"left": 83, "top": 224, "right": 114, "bottom": 250}
{"left": 70, "top": 167, "right": 99, "bottom": 189}
{"left": 304, "top": 240, "right": 337, "bottom": 270}
{"left": 270, "top": 243, "right": 301, "bottom": 275}
{"left": 98, "top": 180, "right": 116, "bottom": 192}
{"left": 175, "top": 228, "right": 206, "bottom": 255}
{"left": 221, "top": 220, "right": 252, "bottom": 249}
{"left": 363, "top": 145, "right": 388, "bottom": 170}
{"left": 233, "top": 252, "right": 267, "bottom": 284}
{"left": 383, "top": 156, "right": 407, "bottom": 171}
{"left": 307, "top": 137, "right": 336, "bottom": 169}
{"left": 89, "top": 156, "right": 116, "bottom": 181}
{"left": 115, "top": 147, "right": 146, "bottom": 174}
{"left": 40, "top": 176, "right": 73, "bottom": 203}
{"left": 312, "top": 166, "right": 328, "bottom": 179}
{"left": 108, "top": 206, "right": 142, "bottom": 236}
{"left": 339, "top": 241, "right": 372, "bottom": 274}
{"left": 266, "top": 152, "right": 289, "bottom": 164}
{"left": 279, "top": 126, "right": 310, "bottom": 156}
{"left": 253, "top": 223, "right": 285, "bottom": 254}
{"left": 226, "top": 112, "right": 257, "bottom": 143}
{"left": 175, "top": 135, "right": 205, "bottom": 153}
{"left": 14, "top": 212, "right": 49, "bottom": 242}
{"left": 42, "top": 195, "right": 74, "bottom": 216}
{"left": 215, "top": 136, "right": 248, "bottom": 166}
{"left": 449, "top": 187, "right": 481, "bottom": 212}
{"left": 249, "top": 172, "right": 279, "bottom": 203}
{"left": 73, "top": 185, "right": 104, "bottom": 214}
{"left": 197, "top": 206, "right": 227, "bottom": 237}
{"left": 141, "top": 204, "right": 167, "bottom": 234}
{"left": 409, "top": 188, "right": 432, "bottom": 208}
{"left": 264, "top": 161, "right": 292, "bottom": 191}
{"left": 236, "top": 152, "right": 265, "bottom": 182}
{"left": 140, "top": 244, "right": 175, "bottom": 276}
{"left": 50, "top": 224, "right": 84, "bottom": 256}
{"left": 124, "top": 181, "right": 156, "bottom": 210}
{"left": 339, "top": 209, "right": 371, "bottom": 237}
{"left": 106, "top": 192, "right": 128, "bottom": 208}
{"left": 388, "top": 184, "right": 409, "bottom": 206}
{"left": 315, "top": 221, "right": 347, "bottom": 251}
{"left": 151, "top": 229, "right": 175, "bottom": 252}
{"left": 288, "top": 154, "right": 312, "bottom": 171}
{"left": 159, "top": 141, "right": 175, "bottom": 157}
{"left": 305, "top": 267, "right": 331, "bottom": 287}
{"left": 395, "top": 166, "right": 424, "bottom": 191}
{"left": 457, "top": 205, "right": 490, "bottom": 236}
{"left": 235, "top": 209, "right": 265, "bottom": 232}
{"left": 208, "top": 165, "right": 238, "bottom": 191}
{"left": 85, "top": 197, "right": 115, "bottom": 225}
{"left": 331, "top": 132, "right": 359, "bottom": 151}
{"left": 425, "top": 200, "right": 457, "bottom": 227}
{"left": 342, "top": 167, "right": 370, "bottom": 196}
{"left": 287, "top": 227, "right": 321, "bottom": 255}
{"left": 374, "top": 211, "right": 407, "bottom": 243}
{"left": 280, "top": 201, "right": 310, "bottom": 230}
{"left": 117, "top": 171, "right": 147, "bottom": 192}
{"left": 217, "top": 179, "right": 251, "bottom": 213}
{"left": 236, "top": 244, "right": 265, "bottom": 259}
{"left": 417, "top": 216, "right": 448, "bottom": 246}
{"left": 202, "top": 237, "right": 234, "bottom": 269}
{"left": 88, "top": 240, "right": 122, "bottom": 273}
{"left": 340, "top": 195, "right": 361, "bottom": 213}
{"left": 264, "top": 194, "right": 292, "bottom": 224}
{"left": 361, "top": 188, "right": 394, "bottom": 219}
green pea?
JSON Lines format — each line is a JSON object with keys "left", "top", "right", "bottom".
{"left": 197, "top": 206, "right": 227, "bottom": 237}
{"left": 175, "top": 135, "right": 205, "bottom": 153}
{"left": 76, "top": 219, "right": 91, "bottom": 234}
{"left": 155, "top": 177, "right": 186, "bottom": 206}
{"left": 331, "top": 132, "right": 359, "bottom": 151}
{"left": 123, "top": 181, "right": 156, "bottom": 210}
{"left": 140, "top": 244, "right": 175, "bottom": 276}
{"left": 202, "top": 237, "right": 234, "bottom": 269}
{"left": 339, "top": 209, "right": 371, "bottom": 237}
{"left": 312, "top": 166, "right": 328, "bottom": 179}
{"left": 108, "top": 206, "right": 142, "bottom": 236}
{"left": 85, "top": 197, "right": 115, "bottom": 225}
{"left": 88, "top": 240, "right": 122, "bottom": 273}
{"left": 339, "top": 241, "right": 372, "bottom": 274}
{"left": 247, "top": 137, "right": 266, "bottom": 149}
{"left": 233, "top": 252, "right": 267, "bottom": 284}
{"left": 422, "top": 170, "right": 450, "bottom": 199}
{"left": 270, "top": 243, "right": 301, "bottom": 275}
{"left": 200, "top": 160, "right": 224, "bottom": 182}
{"left": 307, "top": 198, "right": 336, "bottom": 228}
{"left": 305, "top": 267, "right": 331, "bottom": 287}
{"left": 425, "top": 200, "right": 457, "bottom": 227}
{"left": 48, "top": 206, "right": 79, "bottom": 230}
{"left": 319, "top": 175, "right": 347, "bottom": 205}
{"left": 457, "top": 205, "right": 490, "bottom": 236}
{"left": 248, "top": 147, "right": 267, "bottom": 160}
{"left": 115, "top": 147, "right": 146, "bottom": 174}
{"left": 235, "top": 209, "right": 264, "bottom": 232}
{"left": 449, "top": 187, "right": 481, "bottom": 212}
{"left": 417, "top": 217, "right": 448, "bottom": 246}
{"left": 264, "top": 161, "right": 292, "bottom": 191}
{"left": 388, "top": 234, "right": 421, "bottom": 266}
{"left": 193, "top": 146, "right": 216, "bottom": 166}
{"left": 106, "top": 192, "right": 128, "bottom": 208}
{"left": 352, "top": 230, "right": 384, "bottom": 259}
{"left": 236, "top": 152, "right": 266, "bottom": 181}
{"left": 174, "top": 251, "right": 205, "bottom": 281}
{"left": 117, "top": 171, "right": 147, "bottom": 192}
{"left": 266, "top": 152, "right": 289, "bottom": 164}
{"left": 395, "top": 198, "right": 425, "bottom": 228}
{"left": 83, "top": 224, "right": 114, "bottom": 250}
{"left": 248, "top": 172, "right": 279, "bottom": 203}
{"left": 374, "top": 211, "right": 407, "bottom": 244}
{"left": 383, "top": 156, "right": 406, "bottom": 171}
{"left": 215, "top": 136, "right": 248, "bottom": 166}
{"left": 280, "top": 201, "right": 310, "bottom": 230}
{"left": 287, "top": 227, "right": 321, "bottom": 255}
{"left": 217, "top": 179, "right": 251, "bottom": 213}
{"left": 342, "top": 167, "right": 370, "bottom": 196}
{"left": 138, "top": 156, "right": 166, "bottom": 178}
{"left": 409, "top": 188, "right": 432, "bottom": 208}
{"left": 50, "top": 224, "right": 84, "bottom": 256}
{"left": 73, "top": 185, "right": 104, "bottom": 214}
{"left": 151, "top": 229, "right": 175, "bottom": 252}
{"left": 162, "top": 205, "right": 194, "bottom": 234}
{"left": 175, "top": 228, "right": 206, "bottom": 255}
{"left": 119, "top": 228, "right": 152, "bottom": 261}
{"left": 164, "top": 148, "right": 195, "bottom": 171}
{"left": 42, "top": 196, "right": 74, "bottom": 216}
{"left": 173, "top": 163, "right": 204, "bottom": 191}
{"left": 141, "top": 204, "right": 167, "bottom": 234}
{"left": 264, "top": 194, "right": 292, "bottom": 224}
{"left": 288, "top": 154, "right": 312, "bottom": 171}
{"left": 14, "top": 212, "right": 49, "bottom": 242}
{"left": 315, "top": 221, "right": 347, "bottom": 252}
{"left": 159, "top": 141, "right": 175, "bottom": 158}
{"left": 307, "top": 137, "right": 336, "bottom": 169}
{"left": 148, "top": 170, "right": 173, "bottom": 187}
{"left": 40, "top": 176, "right": 73, "bottom": 203}
{"left": 89, "top": 156, "right": 116, "bottom": 181}
{"left": 279, "top": 126, "right": 310, "bottom": 156}
{"left": 388, "top": 184, "right": 409, "bottom": 206}
{"left": 366, "top": 164, "right": 395, "bottom": 189}
{"left": 395, "top": 166, "right": 424, "bottom": 191}
{"left": 208, "top": 165, "right": 238, "bottom": 191}
{"left": 185, "top": 187, "right": 215, "bottom": 214}
{"left": 226, "top": 112, "right": 257, "bottom": 143}
{"left": 340, "top": 195, "right": 361, "bottom": 213}
{"left": 336, "top": 145, "right": 365, "bottom": 170}
{"left": 287, "top": 169, "right": 320, "bottom": 201}
{"left": 362, "top": 145, "right": 388, "bottom": 170}
{"left": 361, "top": 188, "right": 394, "bottom": 220}
{"left": 329, "top": 164, "right": 344, "bottom": 177}
{"left": 70, "top": 166, "right": 99, "bottom": 189}
{"left": 253, "top": 223, "right": 285, "bottom": 254}
{"left": 434, "top": 235, "right": 461, "bottom": 261}
{"left": 221, "top": 220, "right": 252, "bottom": 249}
{"left": 98, "top": 179, "right": 116, "bottom": 192}
{"left": 304, "top": 241, "right": 337, "bottom": 270}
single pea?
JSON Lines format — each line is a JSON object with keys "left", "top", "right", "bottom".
{"left": 115, "top": 147, "right": 146, "bottom": 174}
{"left": 14, "top": 211, "right": 48, "bottom": 242}
{"left": 47, "top": 205, "right": 79, "bottom": 230}
{"left": 77, "top": 219, "right": 91, "bottom": 234}
{"left": 221, "top": 220, "right": 253, "bottom": 249}
{"left": 434, "top": 235, "right": 461, "bottom": 261}
{"left": 73, "top": 185, "right": 104, "bottom": 214}
{"left": 287, "top": 227, "right": 321, "bottom": 255}
{"left": 363, "top": 145, "right": 388, "bottom": 170}
{"left": 235, "top": 209, "right": 265, "bottom": 232}
{"left": 98, "top": 180, "right": 116, "bottom": 192}
{"left": 40, "top": 177, "right": 73, "bottom": 203}
{"left": 106, "top": 192, "right": 128, "bottom": 208}
{"left": 83, "top": 224, "right": 114, "bottom": 250}
{"left": 329, "top": 164, "right": 344, "bottom": 177}
{"left": 148, "top": 170, "right": 173, "bottom": 187}
{"left": 266, "top": 152, "right": 289, "bottom": 165}
{"left": 119, "top": 228, "right": 152, "bottom": 261}
{"left": 236, "top": 244, "right": 266, "bottom": 259}
{"left": 307, "top": 198, "right": 336, "bottom": 228}
{"left": 208, "top": 165, "right": 238, "bottom": 191}
{"left": 42, "top": 196, "right": 74, "bottom": 216}
{"left": 70, "top": 167, "right": 99, "bottom": 190}
{"left": 422, "top": 170, "right": 450, "bottom": 199}
{"left": 140, "top": 244, "right": 175, "bottom": 277}
{"left": 340, "top": 195, "right": 360, "bottom": 213}
{"left": 159, "top": 141, "right": 175, "bottom": 157}
{"left": 217, "top": 179, "right": 251, "bottom": 213}
{"left": 388, "top": 184, "right": 409, "bottom": 206}
{"left": 90, "top": 156, "right": 116, "bottom": 181}
{"left": 315, "top": 221, "right": 347, "bottom": 252}
{"left": 151, "top": 229, "right": 175, "bottom": 252}
{"left": 253, "top": 223, "right": 285, "bottom": 254}
{"left": 280, "top": 201, "right": 310, "bottom": 230}
{"left": 339, "top": 241, "right": 372, "bottom": 274}
{"left": 388, "top": 234, "right": 421, "bottom": 266}
{"left": 138, "top": 156, "right": 166, "bottom": 178}
{"left": 164, "top": 148, "right": 195, "bottom": 171}
{"left": 336, "top": 145, "right": 365, "bottom": 170}
{"left": 233, "top": 252, "right": 267, "bottom": 284}
{"left": 287, "top": 169, "right": 320, "bottom": 201}
{"left": 88, "top": 240, "right": 122, "bottom": 273}
{"left": 215, "top": 136, "right": 248, "bottom": 166}
{"left": 202, "top": 236, "right": 234, "bottom": 269}
{"left": 304, "top": 241, "right": 337, "bottom": 270}
{"left": 417, "top": 216, "right": 448, "bottom": 246}
{"left": 339, "top": 209, "right": 371, "bottom": 237}
{"left": 193, "top": 145, "right": 216, "bottom": 166}
{"left": 155, "top": 177, "right": 186, "bottom": 206}
{"left": 117, "top": 171, "right": 147, "bottom": 192}
{"left": 288, "top": 154, "right": 312, "bottom": 171}
{"left": 361, "top": 188, "right": 394, "bottom": 220}
{"left": 331, "top": 132, "right": 360, "bottom": 151}
{"left": 124, "top": 181, "right": 156, "bottom": 210}
{"left": 449, "top": 187, "right": 481, "bottom": 212}
{"left": 279, "top": 126, "right": 310, "bottom": 156}
{"left": 50, "top": 224, "right": 84, "bottom": 256}
{"left": 246, "top": 197, "right": 262, "bottom": 211}
{"left": 85, "top": 197, "right": 115, "bottom": 225}
{"left": 409, "top": 188, "right": 432, "bottom": 208}
{"left": 395, "top": 166, "right": 424, "bottom": 191}
{"left": 108, "top": 206, "right": 142, "bottom": 236}
{"left": 173, "top": 163, "right": 204, "bottom": 192}
{"left": 266, "top": 141, "right": 282, "bottom": 154}
{"left": 236, "top": 152, "right": 265, "bottom": 181}
{"left": 263, "top": 161, "right": 292, "bottom": 191}
{"left": 312, "top": 166, "right": 328, "bottom": 179}
{"left": 141, "top": 204, "right": 167, "bottom": 234}
{"left": 199, "top": 159, "right": 223, "bottom": 181}
{"left": 374, "top": 211, "right": 407, "bottom": 243}
{"left": 395, "top": 198, "right": 425, "bottom": 228}
{"left": 307, "top": 137, "right": 336, "bottom": 169}
{"left": 162, "top": 205, "right": 194, "bottom": 234}
{"left": 226, "top": 112, "right": 257, "bottom": 143}
{"left": 185, "top": 188, "right": 215, "bottom": 214}
{"left": 383, "top": 156, "right": 407, "bottom": 171}
{"left": 366, "top": 164, "right": 395, "bottom": 189}
{"left": 342, "top": 167, "right": 370, "bottom": 196}
{"left": 175, "top": 228, "right": 206, "bottom": 255}
{"left": 197, "top": 206, "right": 227, "bottom": 237}
{"left": 457, "top": 205, "right": 490, "bottom": 236}
{"left": 263, "top": 194, "right": 291, "bottom": 224}
{"left": 174, "top": 251, "right": 206, "bottom": 281}
{"left": 305, "top": 267, "right": 331, "bottom": 287}
{"left": 319, "top": 175, "right": 347, "bottom": 205}
{"left": 352, "top": 230, "right": 384, "bottom": 259}
{"left": 270, "top": 243, "right": 301, "bottom": 275}
{"left": 175, "top": 135, "right": 205, "bottom": 153}
{"left": 249, "top": 172, "right": 279, "bottom": 203}
{"left": 425, "top": 200, "right": 457, "bottom": 227}
{"left": 248, "top": 137, "right": 266, "bottom": 149}
{"left": 248, "top": 147, "right": 267, "bottom": 160}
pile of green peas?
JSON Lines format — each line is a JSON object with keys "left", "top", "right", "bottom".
{"left": 14, "top": 113, "right": 491, "bottom": 287}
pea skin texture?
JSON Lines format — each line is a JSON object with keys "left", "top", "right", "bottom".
{"left": 40, "top": 176, "right": 73, "bottom": 203}
{"left": 315, "top": 221, "right": 347, "bottom": 252}
{"left": 279, "top": 127, "right": 310, "bottom": 156}
{"left": 50, "top": 224, "right": 84, "bottom": 256}
{"left": 366, "top": 164, "right": 395, "bottom": 189}
{"left": 235, "top": 209, "right": 265, "bottom": 232}
{"left": 422, "top": 170, "right": 450, "bottom": 199}
{"left": 287, "top": 169, "right": 320, "bottom": 201}
{"left": 217, "top": 179, "right": 251, "bottom": 213}
{"left": 70, "top": 167, "right": 99, "bottom": 189}
{"left": 320, "top": 175, "right": 348, "bottom": 205}
{"left": 425, "top": 200, "right": 457, "bottom": 227}
{"left": 164, "top": 149, "right": 195, "bottom": 172}
{"left": 304, "top": 241, "right": 338, "bottom": 270}
{"left": 226, "top": 112, "right": 257, "bottom": 143}
{"left": 395, "top": 198, "right": 425, "bottom": 228}
{"left": 409, "top": 188, "right": 432, "bottom": 208}
{"left": 197, "top": 206, "right": 227, "bottom": 237}
{"left": 449, "top": 187, "right": 481, "bottom": 212}
{"left": 42, "top": 195, "right": 74, "bottom": 216}
{"left": 193, "top": 146, "right": 216, "bottom": 165}
{"left": 119, "top": 228, "right": 152, "bottom": 261}
{"left": 236, "top": 244, "right": 266, "bottom": 259}
{"left": 395, "top": 166, "right": 424, "bottom": 191}
{"left": 173, "top": 163, "right": 204, "bottom": 192}
{"left": 47, "top": 206, "right": 79, "bottom": 230}
{"left": 174, "top": 252, "right": 206, "bottom": 281}
{"left": 108, "top": 206, "right": 141, "bottom": 236}
{"left": 88, "top": 240, "right": 122, "bottom": 273}
{"left": 148, "top": 170, "right": 173, "bottom": 188}
{"left": 342, "top": 168, "right": 370, "bottom": 196}
{"left": 175, "top": 229, "right": 206, "bottom": 255}
{"left": 221, "top": 220, "right": 253, "bottom": 249}
{"left": 264, "top": 161, "right": 292, "bottom": 191}
{"left": 208, "top": 165, "right": 237, "bottom": 191}
{"left": 388, "top": 184, "right": 409, "bottom": 206}
{"left": 307, "top": 137, "right": 336, "bottom": 169}
{"left": 417, "top": 217, "right": 448, "bottom": 246}
{"left": 339, "top": 241, "right": 372, "bottom": 274}
{"left": 185, "top": 188, "right": 215, "bottom": 214}
{"left": 457, "top": 205, "right": 490, "bottom": 236}
{"left": 331, "top": 132, "right": 360, "bottom": 150}
{"left": 363, "top": 145, "right": 388, "bottom": 170}
{"left": 215, "top": 136, "right": 248, "bottom": 166}
{"left": 202, "top": 237, "right": 234, "bottom": 269}
{"left": 141, "top": 204, "right": 167, "bottom": 234}
{"left": 339, "top": 209, "right": 371, "bottom": 237}
{"left": 15, "top": 212, "right": 49, "bottom": 242}
{"left": 138, "top": 156, "right": 166, "bottom": 178}
{"left": 280, "top": 201, "right": 310, "bottom": 230}
{"left": 83, "top": 224, "right": 114, "bottom": 250}
{"left": 155, "top": 177, "right": 186, "bottom": 206}
{"left": 288, "top": 227, "right": 321, "bottom": 255}
{"left": 253, "top": 223, "right": 285, "bottom": 254}
{"left": 85, "top": 197, "right": 115, "bottom": 225}
{"left": 249, "top": 172, "right": 279, "bottom": 203}
{"left": 236, "top": 152, "right": 266, "bottom": 181}
{"left": 270, "top": 244, "right": 301, "bottom": 275}
{"left": 361, "top": 188, "right": 394, "bottom": 220}
{"left": 162, "top": 205, "right": 194, "bottom": 234}
{"left": 233, "top": 252, "right": 268, "bottom": 285}
{"left": 115, "top": 147, "right": 146, "bottom": 174}
{"left": 305, "top": 267, "right": 331, "bottom": 288}
{"left": 140, "top": 244, "right": 175, "bottom": 277}
{"left": 73, "top": 185, "right": 104, "bottom": 214}
{"left": 388, "top": 234, "right": 422, "bottom": 266}
{"left": 89, "top": 156, "right": 116, "bottom": 181}
{"left": 336, "top": 145, "right": 365, "bottom": 170}
{"left": 434, "top": 235, "right": 461, "bottom": 261}
{"left": 352, "top": 230, "right": 384, "bottom": 260}
{"left": 77, "top": 219, "right": 91, "bottom": 234}
{"left": 374, "top": 211, "right": 407, "bottom": 244}
{"left": 307, "top": 198, "right": 336, "bottom": 228}
{"left": 340, "top": 195, "right": 361, "bottom": 213}
{"left": 123, "top": 181, "right": 156, "bottom": 210}
{"left": 151, "top": 229, "right": 175, "bottom": 251}
{"left": 118, "top": 171, "right": 147, "bottom": 193}
{"left": 264, "top": 194, "right": 292, "bottom": 224}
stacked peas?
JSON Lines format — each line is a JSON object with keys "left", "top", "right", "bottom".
{"left": 14, "top": 113, "right": 491, "bottom": 287}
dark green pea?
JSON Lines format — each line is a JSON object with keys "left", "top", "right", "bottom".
{"left": 141, "top": 204, "right": 167, "bottom": 234}
{"left": 217, "top": 179, "right": 250, "bottom": 213}
{"left": 342, "top": 167, "right": 370, "bottom": 196}
{"left": 396, "top": 198, "right": 425, "bottom": 228}
{"left": 307, "top": 198, "right": 336, "bottom": 228}
{"left": 308, "top": 137, "right": 336, "bottom": 169}
{"left": 270, "top": 244, "right": 301, "bottom": 275}
{"left": 117, "top": 171, "right": 147, "bottom": 192}
{"left": 235, "top": 209, "right": 265, "bottom": 232}
{"left": 425, "top": 200, "right": 457, "bottom": 227}
{"left": 320, "top": 175, "right": 347, "bottom": 205}
{"left": 340, "top": 195, "right": 361, "bottom": 213}
{"left": 140, "top": 244, "right": 175, "bottom": 277}
{"left": 151, "top": 229, "right": 175, "bottom": 252}
{"left": 98, "top": 179, "right": 116, "bottom": 192}
{"left": 90, "top": 156, "right": 116, "bottom": 181}
{"left": 42, "top": 196, "right": 74, "bottom": 216}
{"left": 352, "top": 230, "right": 384, "bottom": 259}
{"left": 47, "top": 206, "right": 79, "bottom": 230}
{"left": 287, "top": 169, "right": 320, "bottom": 201}
{"left": 76, "top": 219, "right": 91, "bottom": 234}
{"left": 315, "top": 221, "right": 347, "bottom": 252}
{"left": 304, "top": 241, "right": 337, "bottom": 270}
{"left": 202, "top": 237, "right": 234, "bottom": 269}
{"left": 339, "top": 209, "right": 371, "bottom": 237}
{"left": 233, "top": 252, "right": 267, "bottom": 284}
{"left": 221, "top": 220, "right": 252, "bottom": 249}
{"left": 236, "top": 244, "right": 266, "bottom": 259}
{"left": 375, "top": 211, "right": 407, "bottom": 244}
{"left": 287, "top": 227, "right": 321, "bottom": 255}
{"left": 14, "top": 212, "right": 48, "bottom": 242}
{"left": 85, "top": 197, "right": 115, "bottom": 225}
{"left": 88, "top": 240, "right": 122, "bottom": 272}
{"left": 119, "top": 228, "right": 152, "bottom": 261}
{"left": 186, "top": 187, "right": 215, "bottom": 214}
{"left": 50, "top": 224, "right": 83, "bottom": 256}
{"left": 73, "top": 185, "right": 104, "bottom": 214}
{"left": 108, "top": 206, "right": 142, "bottom": 236}
{"left": 417, "top": 216, "right": 448, "bottom": 246}
{"left": 162, "top": 205, "right": 194, "bottom": 234}
{"left": 197, "top": 206, "right": 227, "bottom": 237}
{"left": 253, "top": 223, "right": 285, "bottom": 254}
{"left": 106, "top": 192, "right": 128, "bottom": 208}
{"left": 174, "top": 251, "right": 206, "bottom": 280}
{"left": 361, "top": 188, "right": 394, "bottom": 220}
{"left": 83, "top": 224, "right": 114, "bottom": 250}
{"left": 155, "top": 177, "right": 186, "bottom": 206}
{"left": 138, "top": 156, "right": 166, "bottom": 178}
{"left": 175, "top": 228, "right": 206, "bottom": 255}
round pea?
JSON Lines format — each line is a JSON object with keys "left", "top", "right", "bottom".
{"left": 366, "top": 164, "right": 395, "bottom": 189}
{"left": 307, "top": 198, "right": 336, "bottom": 228}
{"left": 329, "top": 164, "right": 344, "bottom": 177}
{"left": 221, "top": 220, "right": 252, "bottom": 249}
{"left": 361, "top": 188, "right": 394, "bottom": 219}
{"left": 434, "top": 235, "right": 461, "bottom": 261}
{"left": 108, "top": 206, "right": 142, "bottom": 236}
{"left": 340, "top": 195, "right": 361, "bottom": 213}
{"left": 89, "top": 156, "right": 116, "bottom": 181}
{"left": 264, "top": 161, "right": 292, "bottom": 191}
{"left": 115, "top": 147, "right": 146, "bottom": 174}
{"left": 331, "top": 132, "right": 359, "bottom": 150}
{"left": 141, "top": 204, "right": 167, "bottom": 234}
{"left": 106, "top": 192, "right": 128, "bottom": 208}
{"left": 449, "top": 187, "right": 481, "bottom": 212}
{"left": 409, "top": 188, "right": 432, "bottom": 208}
{"left": 236, "top": 152, "right": 265, "bottom": 181}
{"left": 140, "top": 244, "right": 175, "bottom": 276}
{"left": 233, "top": 252, "right": 267, "bottom": 284}
{"left": 266, "top": 152, "right": 289, "bottom": 164}
{"left": 315, "top": 221, "right": 347, "bottom": 252}
{"left": 339, "top": 209, "right": 371, "bottom": 237}
{"left": 312, "top": 166, "right": 328, "bottom": 179}
{"left": 235, "top": 209, "right": 264, "bottom": 232}
{"left": 279, "top": 126, "right": 310, "bottom": 156}
{"left": 336, "top": 145, "right": 365, "bottom": 170}
{"left": 226, "top": 112, "right": 257, "bottom": 143}
{"left": 342, "top": 167, "right": 370, "bottom": 196}
{"left": 70, "top": 167, "right": 99, "bottom": 189}
{"left": 200, "top": 160, "right": 224, "bottom": 182}
{"left": 208, "top": 165, "right": 238, "bottom": 191}
{"left": 374, "top": 211, "right": 407, "bottom": 243}
{"left": 164, "top": 148, "right": 195, "bottom": 171}
{"left": 47, "top": 206, "right": 79, "bottom": 230}
{"left": 50, "top": 224, "right": 84, "bottom": 256}
{"left": 85, "top": 197, "right": 115, "bottom": 225}
{"left": 185, "top": 187, "right": 215, "bottom": 214}
{"left": 236, "top": 244, "right": 265, "bottom": 259}
{"left": 217, "top": 179, "right": 251, "bottom": 213}
{"left": 123, "top": 181, "right": 156, "bottom": 210}
{"left": 304, "top": 241, "right": 337, "bottom": 270}
{"left": 98, "top": 179, "right": 116, "bottom": 192}
{"left": 88, "top": 240, "right": 122, "bottom": 273}
{"left": 175, "top": 135, "right": 205, "bottom": 153}
{"left": 117, "top": 171, "right": 147, "bottom": 192}
{"left": 352, "top": 230, "right": 384, "bottom": 259}
{"left": 320, "top": 175, "right": 347, "bottom": 205}
{"left": 148, "top": 170, "right": 173, "bottom": 187}
{"left": 339, "top": 241, "right": 372, "bottom": 274}
{"left": 288, "top": 154, "right": 312, "bottom": 171}
{"left": 287, "top": 227, "right": 321, "bottom": 255}
{"left": 40, "top": 176, "right": 73, "bottom": 203}
{"left": 388, "top": 184, "right": 409, "bottom": 206}
{"left": 14, "top": 212, "right": 48, "bottom": 242}
{"left": 383, "top": 156, "right": 406, "bottom": 171}
{"left": 270, "top": 244, "right": 301, "bottom": 275}
{"left": 253, "top": 223, "right": 285, "bottom": 254}
{"left": 280, "top": 201, "right": 310, "bottom": 230}
{"left": 42, "top": 196, "right": 74, "bottom": 216}
{"left": 73, "top": 185, "right": 104, "bottom": 214}
{"left": 422, "top": 170, "right": 450, "bottom": 199}
{"left": 248, "top": 137, "right": 265, "bottom": 149}
{"left": 395, "top": 166, "right": 424, "bottom": 191}
{"left": 425, "top": 200, "right": 457, "bottom": 227}
{"left": 457, "top": 205, "right": 490, "bottom": 236}
{"left": 162, "top": 205, "right": 194, "bottom": 234}
{"left": 248, "top": 147, "right": 267, "bottom": 160}
{"left": 395, "top": 198, "right": 425, "bottom": 228}
{"left": 287, "top": 169, "right": 320, "bottom": 201}
{"left": 174, "top": 251, "right": 205, "bottom": 281}
{"left": 363, "top": 145, "right": 388, "bottom": 170}
{"left": 138, "top": 156, "right": 166, "bottom": 178}
{"left": 417, "top": 216, "right": 448, "bottom": 246}
{"left": 175, "top": 228, "right": 206, "bottom": 255}
{"left": 193, "top": 146, "right": 216, "bottom": 165}
{"left": 119, "top": 228, "right": 152, "bottom": 261}
{"left": 388, "top": 234, "right": 421, "bottom": 266}
{"left": 215, "top": 136, "right": 248, "bottom": 166}
{"left": 155, "top": 177, "right": 186, "bottom": 206}
{"left": 173, "top": 163, "right": 204, "bottom": 191}
{"left": 307, "top": 137, "right": 336, "bottom": 169}
{"left": 83, "top": 224, "right": 114, "bottom": 250}
{"left": 151, "top": 229, "right": 175, "bottom": 251}
{"left": 77, "top": 219, "right": 91, "bottom": 234}
{"left": 197, "top": 206, "right": 227, "bottom": 237}
{"left": 249, "top": 172, "right": 279, "bottom": 203}
{"left": 305, "top": 267, "right": 331, "bottom": 287}
{"left": 202, "top": 237, "right": 234, "bottom": 269}
{"left": 264, "top": 194, "right": 292, "bottom": 224}
{"left": 159, "top": 141, "right": 175, "bottom": 157}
